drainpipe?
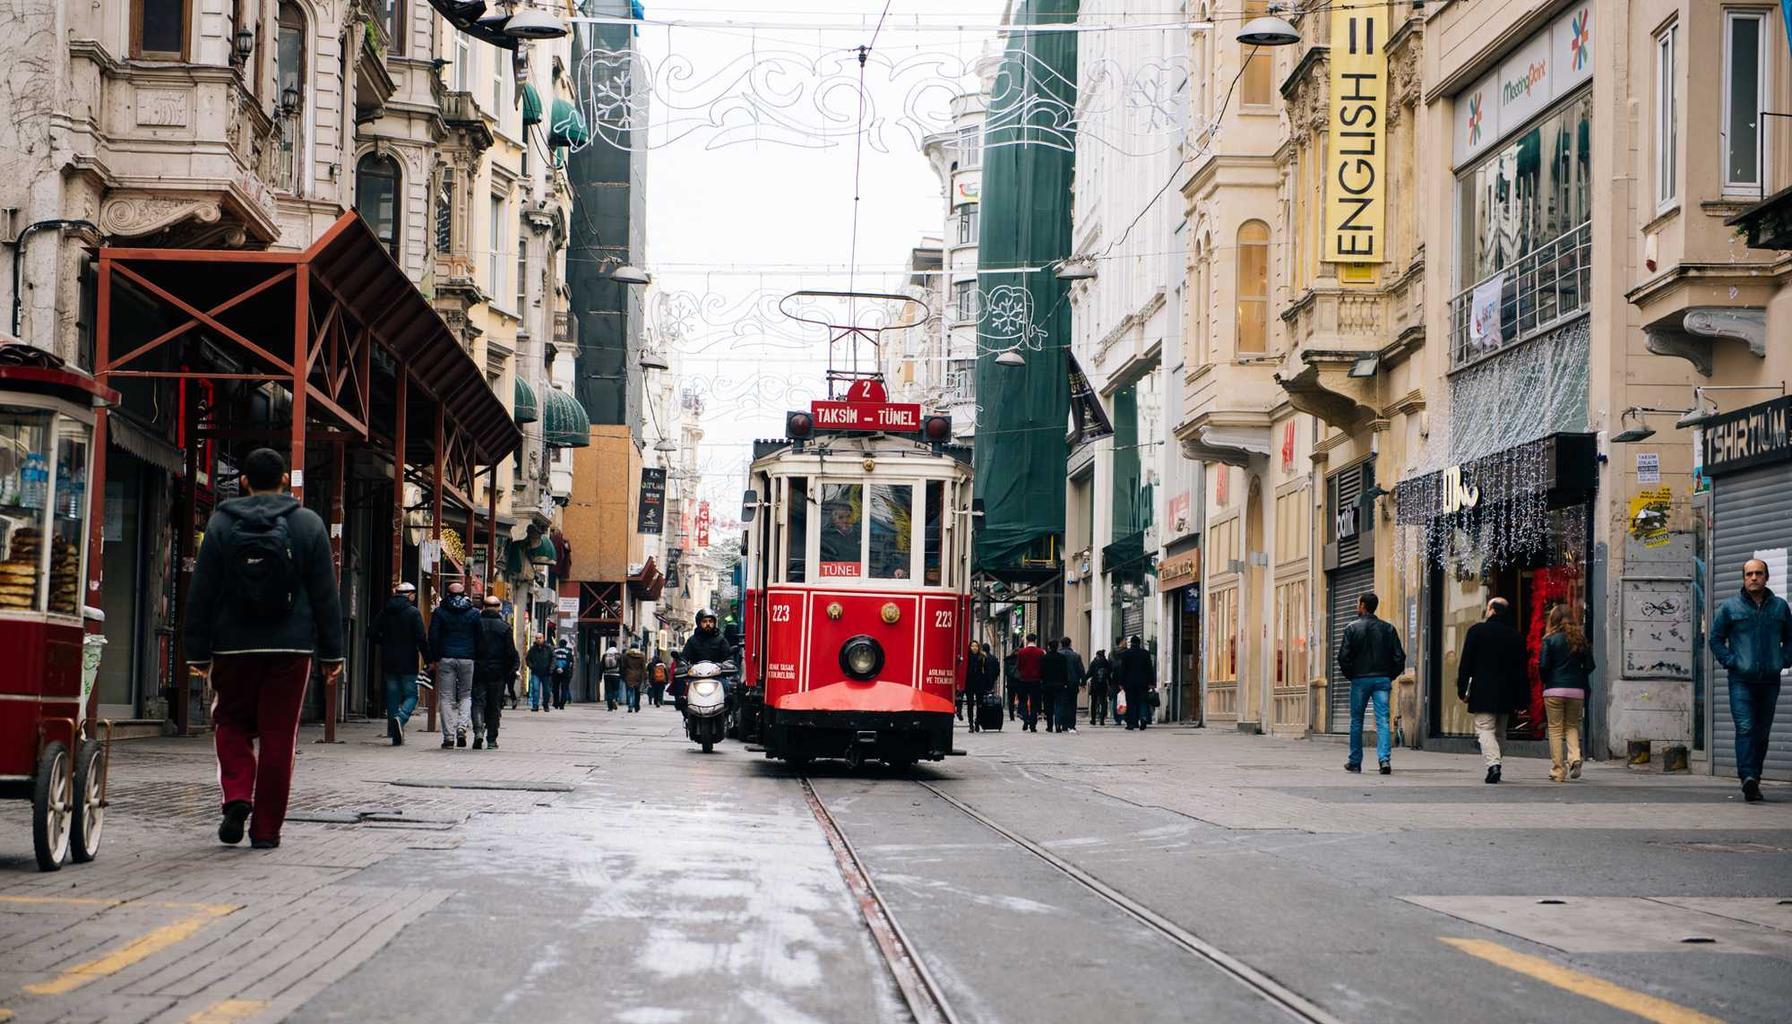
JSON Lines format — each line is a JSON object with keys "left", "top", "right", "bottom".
{"left": 9, "top": 218, "right": 98, "bottom": 340}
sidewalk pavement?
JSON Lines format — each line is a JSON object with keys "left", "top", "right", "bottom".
{"left": 0, "top": 706, "right": 1785, "bottom": 1023}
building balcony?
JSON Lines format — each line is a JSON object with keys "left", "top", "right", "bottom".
{"left": 1175, "top": 360, "right": 1280, "bottom": 467}
{"left": 1274, "top": 256, "right": 1425, "bottom": 430}
{"left": 1448, "top": 222, "right": 1591, "bottom": 373}
{"left": 78, "top": 49, "right": 283, "bottom": 245}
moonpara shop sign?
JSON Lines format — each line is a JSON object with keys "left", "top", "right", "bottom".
{"left": 1703, "top": 396, "right": 1792, "bottom": 477}
{"left": 1323, "top": 1, "right": 1388, "bottom": 264}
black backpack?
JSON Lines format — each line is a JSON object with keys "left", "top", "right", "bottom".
{"left": 229, "top": 508, "right": 300, "bottom": 622}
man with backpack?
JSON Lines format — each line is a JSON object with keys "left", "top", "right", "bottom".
{"left": 428, "top": 580, "right": 482, "bottom": 748}
{"left": 525, "top": 635, "right": 555, "bottom": 711}
{"left": 471, "top": 595, "right": 518, "bottom": 749}
{"left": 552, "top": 638, "right": 575, "bottom": 708}
{"left": 601, "top": 645, "right": 623, "bottom": 710}
{"left": 186, "top": 448, "right": 342, "bottom": 850}
{"left": 649, "top": 650, "right": 669, "bottom": 707}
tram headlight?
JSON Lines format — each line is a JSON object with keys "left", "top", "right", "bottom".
{"left": 839, "top": 635, "right": 884, "bottom": 680}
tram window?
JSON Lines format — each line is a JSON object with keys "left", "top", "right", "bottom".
{"left": 817, "top": 482, "right": 862, "bottom": 577}
{"left": 787, "top": 476, "right": 809, "bottom": 582}
{"left": 923, "top": 480, "right": 944, "bottom": 586}
{"left": 869, "top": 483, "right": 912, "bottom": 579}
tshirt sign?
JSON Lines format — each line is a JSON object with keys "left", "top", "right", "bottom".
{"left": 1323, "top": 1, "right": 1387, "bottom": 264}
{"left": 1452, "top": 4, "right": 1595, "bottom": 167}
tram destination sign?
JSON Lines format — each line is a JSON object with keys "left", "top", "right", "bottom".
{"left": 810, "top": 400, "right": 922, "bottom": 432}
{"left": 1703, "top": 395, "right": 1792, "bottom": 477}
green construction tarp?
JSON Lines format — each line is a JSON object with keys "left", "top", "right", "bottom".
{"left": 972, "top": 0, "right": 1078, "bottom": 574}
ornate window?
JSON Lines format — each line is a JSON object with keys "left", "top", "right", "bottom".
{"left": 355, "top": 154, "right": 402, "bottom": 258}
{"left": 272, "top": 2, "right": 306, "bottom": 193}
{"left": 372, "top": 0, "right": 405, "bottom": 57}
{"left": 132, "top": 0, "right": 189, "bottom": 60}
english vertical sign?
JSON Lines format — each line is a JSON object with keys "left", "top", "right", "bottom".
{"left": 1324, "top": 1, "right": 1388, "bottom": 264}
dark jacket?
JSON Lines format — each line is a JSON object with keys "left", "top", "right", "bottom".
{"left": 1337, "top": 613, "right": 1405, "bottom": 680}
{"left": 1086, "top": 654, "right": 1111, "bottom": 692}
{"left": 1059, "top": 648, "right": 1086, "bottom": 688}
{"left": 1710, "top": 587, "right": 1792, "bottom": 682}
{"left": 623, "top": 647, "right": 648, "bottom": 684}
{"left": 473, "top": 609, "right": 518, "bottom": 683}
{"left": 1040, "top": 648, "right": 1068, "bottom": 686}
{"left": 1116, "top": 645, "right": 1155, "bottom": 691}
{"left": 371, "top": 594, "right": 429, "bottom": 675}
{"left": 1537, "top": 631, "right": 1596, "bottom": 693}
{"left": 966, "top": 651, "right": 998, "bottom": 694}
{"left": 428, "top": 593, "right": 482, "bottom": 660}
{"left": 1456, "top": 610, "right": 1528, "bottom": 713}
{"left": 525, "top": 640, "right": 555, "bottom": 677}
{"left": 185, "top": 493, "right": 343, "bottom": 666}
{"left": 682, "top": 628, "right": 733, "bottom": 665}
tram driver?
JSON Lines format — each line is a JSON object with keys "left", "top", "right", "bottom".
{"left": 819, "top": 497, "right": 863, "bottom": 570}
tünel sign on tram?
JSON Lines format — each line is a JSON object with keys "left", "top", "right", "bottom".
{"left": 1703, "top": 396, "right": 1792, "bottom": 477}
{"left": 810, "top": 400, "right": 922, "bottom": 432}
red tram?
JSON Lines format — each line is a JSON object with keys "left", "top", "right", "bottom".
{"left": 741, "top": 390, "right": 972, "bottom": 769}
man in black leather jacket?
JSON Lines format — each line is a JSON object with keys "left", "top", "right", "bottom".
{"left": 1336, "top": 592, "right": 1406, "bottom": 775}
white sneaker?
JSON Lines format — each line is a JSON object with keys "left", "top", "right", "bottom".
{"left": 1067, "top": 728, "right": 1078, "bottom": 734}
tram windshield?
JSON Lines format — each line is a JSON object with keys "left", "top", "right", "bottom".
{"left": 773, "top": 472, "right": 962, "bottom": 587}
{"left": 868, "top": 483, "right": 911, "bottom": 579}
{"left": 817, "top": 482, "right": 862, "bottom": 577}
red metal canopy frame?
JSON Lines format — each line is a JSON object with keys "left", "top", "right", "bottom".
{"left": 89, "top": 211, "right": 523, "bottom": 735}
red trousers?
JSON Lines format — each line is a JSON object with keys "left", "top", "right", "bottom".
{"left": 211, "top": 653, "right": 311, "bottom": 843}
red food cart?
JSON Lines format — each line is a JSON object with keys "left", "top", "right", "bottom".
{"left": 0, "top": 351, "right": 115, "bottom": 870}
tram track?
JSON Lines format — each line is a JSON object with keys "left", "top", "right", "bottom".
{"left": 802, "top": 773, "right": 1343, "bottom": 1024}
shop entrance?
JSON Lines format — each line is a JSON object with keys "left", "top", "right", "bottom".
{"left": 1428, "top": 555, "right": 1583, "bottom": 741}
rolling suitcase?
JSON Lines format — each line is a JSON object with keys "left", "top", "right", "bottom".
{"left": 976, "top": 692, "right": 1004, "bottom": 731}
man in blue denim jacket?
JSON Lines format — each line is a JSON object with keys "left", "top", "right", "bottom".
{"left": 1709, "top": 558, "right": 1791, "bottom": 802}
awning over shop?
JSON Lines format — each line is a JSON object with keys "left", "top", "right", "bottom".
{"left": 548, "top": 97, "right": 590, "bottom": 149}
{"left": 521, "top": 83, "right": 543, "bottom": 128}
{"left": 514, "top": 375, "right": 539, "bottom": 424}
{"left": 529, "top": 532, "right": 558, "bottom": 564}
{"left": 541, "top": 387, "right": 591, "bottom": 448}
{"left": 629, "top": 556, "right": 665, "bottom": 601}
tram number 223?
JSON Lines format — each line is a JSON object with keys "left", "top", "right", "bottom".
{"left": 770, "top": 605, "right": 792, "bottom": 623}
{"left": 933, "top": 610, "right": 953, "bottom": 629}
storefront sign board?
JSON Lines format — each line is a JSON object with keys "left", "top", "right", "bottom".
{"left": 1453, "top": 4, "right": 1595, "bottom": 166}
{"left": 1703, "top": 395, "right": 1792, "bottom": 476}
{"left": 1324, "top": 0, "right": 1388, "bottom": 263}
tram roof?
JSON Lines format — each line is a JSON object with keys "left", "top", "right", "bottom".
{"left": 750, "top": 435, "right": 973, "bottom": 475}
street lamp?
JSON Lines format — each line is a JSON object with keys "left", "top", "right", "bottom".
{"left": 502, "top": 8, "right": 570, "bottom": 39}
{"left": 994, "top": 348, "right": 1026, "bottom": 367}
{"left": 1055, "top": 258, "right": 1096, "bottom": 282}
{"left": 1612, "top": 406, "right": 1697, "bottom": 443}
{"left": 611, "top": 264, "right": 651, "bottom": 286}
{"left": 1675, "top": 383, "right": 1787, "bottom": 429}
{"left": 654, "top": 438, "right": 678, "bottom": 453}
{"left": 639, "top": 348, "right": 670, "bottom": 371}
{"left": 1237, "top": 13, "right": 1302, "bottom": 47}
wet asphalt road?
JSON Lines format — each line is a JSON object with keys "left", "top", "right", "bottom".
{"left": 289, "top": 706, "right": 1792, "bottom": 1024}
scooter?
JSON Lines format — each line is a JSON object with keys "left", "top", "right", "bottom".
{"left": 681, "top": 660, "right": 733, "bottom": 753}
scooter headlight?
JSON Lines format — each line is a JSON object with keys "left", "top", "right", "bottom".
{"left": 839, "top": 635, "right": 884, "bottom": 680}
{"left": 693, "top": 680, "right": 721, "bottom": 698}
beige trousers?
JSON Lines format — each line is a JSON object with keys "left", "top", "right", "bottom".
{"left": 1544, "top": 696, "right": 1585, "bottom": 779}
{"left": 1472, "top": 712, "right": 1510, "bottom": 767}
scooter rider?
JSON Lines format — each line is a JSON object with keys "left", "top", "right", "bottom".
{"left": 682, "top": 608, "right": 737, "bottom": 715}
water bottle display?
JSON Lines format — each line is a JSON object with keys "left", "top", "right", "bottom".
{"left": 19, "top": 452, "right": 47, "bottom": 510}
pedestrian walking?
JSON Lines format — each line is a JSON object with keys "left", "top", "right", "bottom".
{"left": 1004, "top": 648, "right": 1020, "bottom": 721}
{"left": 649, "top": 650, "right": 669, "bottom": 707}
{"left": 601, "top": 645, "right": 622, "bottom": 710}
{"left": 965, "top": 641, "right": 998, "bottom": 733}
{"left": 525, "top": 635, "right": 554, "bottom": 712}
{"left": 185, "top": 448, "right": 342, "bottom": 850}
{"left": 1057, "top": 637, "right": 1084, "bottom": 733}
{"left": 1015, "top": 634, "right": 1045, "bottom": 732}
{"left": 471, "top": 595, "right": 517, "bottom": 749}
{"left": 1336, "top": 591, "right": 1405, "bottom": 775}
{"left": 428, "top": 580, "right": 482, "bottom": 748}
{"left": 623, "top": 642, "right": 648, "bottom": 713}
{"left": 552, "top": 638, "right": 574, "bottom": 708}
{"left": 1710, "top": 558, "right": 1791, "bottom": 803}
{"left": 1457, "top": 597, "right": 1528, "bottom": 784}
{"left": 1538, "top": 604, "right": 1594, "bottom": 783}
{"left": 1117, "top": 635, "right": 1154, "bottom": 731}
{"left": 1087, "top": 649, "right": 1111, "bottom": 726}
{"left": 1040, "top": 638, "right": 1067, "bottom": 733}
{"left": 371, "top": 580, "right": 428, "bottom": 746}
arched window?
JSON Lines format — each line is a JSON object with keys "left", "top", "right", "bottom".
{"left": 272, "top": 2, "right": 305, "bottom": 192}
{"left": 1235, "top": 220, "right": 1269, "bottom": 355}
{"left": 355, "top": 154, "right": 401, "bottom": 258}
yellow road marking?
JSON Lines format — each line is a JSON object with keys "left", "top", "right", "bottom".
{"left": 0, "top": 895, "right": 235, "bottom": 913}
{"left": 1441, "top": 937, "right": 1726, "bottom": 1024}
{"left": 184, "top": 999, "right": 268, "bottom": 1023}
{"left": 24, "top": 905, "right": 238, "bottom": 997}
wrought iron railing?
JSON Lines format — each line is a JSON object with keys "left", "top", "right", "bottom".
{"left": 1448, "top": 220, "right": 1591, "bottom": 372}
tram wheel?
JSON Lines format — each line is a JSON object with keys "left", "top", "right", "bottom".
{"left": 32, "top": 742, "right": 72, "bottom": 872}
{"left": 70, "top": 738, "right": 106, "bottom": 863}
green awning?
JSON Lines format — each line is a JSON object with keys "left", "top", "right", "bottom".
{"left": 521, "top": 83, "right": 543, "bottom": 128}
{"left": 530, "top": 533, "right": 558, "bottom": 564}
{"left": 514, "top": 375, "right": 539, "bottom": 424}
{"left": 540, "top": 387, "right": 590, "bottom": 448}
{"left": 548, "top": 98, "right": 589, "bottom": 148}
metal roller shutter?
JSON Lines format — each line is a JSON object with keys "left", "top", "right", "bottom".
{"left": 1327, "top": 561, "right": 1378, "bottom": 733}
{"left": 1711, "top": 463, "right": 1792, "bottom": 781}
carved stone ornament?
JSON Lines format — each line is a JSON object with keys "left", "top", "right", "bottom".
{"left": 98, "top": 196, "right": 223, "bottom": 238}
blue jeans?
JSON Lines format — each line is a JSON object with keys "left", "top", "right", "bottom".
{"left": 383, "top": 672, "right": 419, "bottom": 725}
{"left": 1058, "top": 686, "right": 1079, "bottom": 730}
{"left": 1729, "top": 676, "right": 1782, "bottom": 781}
{"left": 1348, "top": 676, "right": 1392, "bottom": 767}
{"left": 529, "top": 671, "right": 550, "bottom": 710}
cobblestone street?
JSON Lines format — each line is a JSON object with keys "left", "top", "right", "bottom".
{"left": 3, "top": 706, "right": 1790, "bottom": 1023}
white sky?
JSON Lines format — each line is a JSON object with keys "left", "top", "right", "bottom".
{"left": 636, "top": 1, "right": 1009, "bottom": 511}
